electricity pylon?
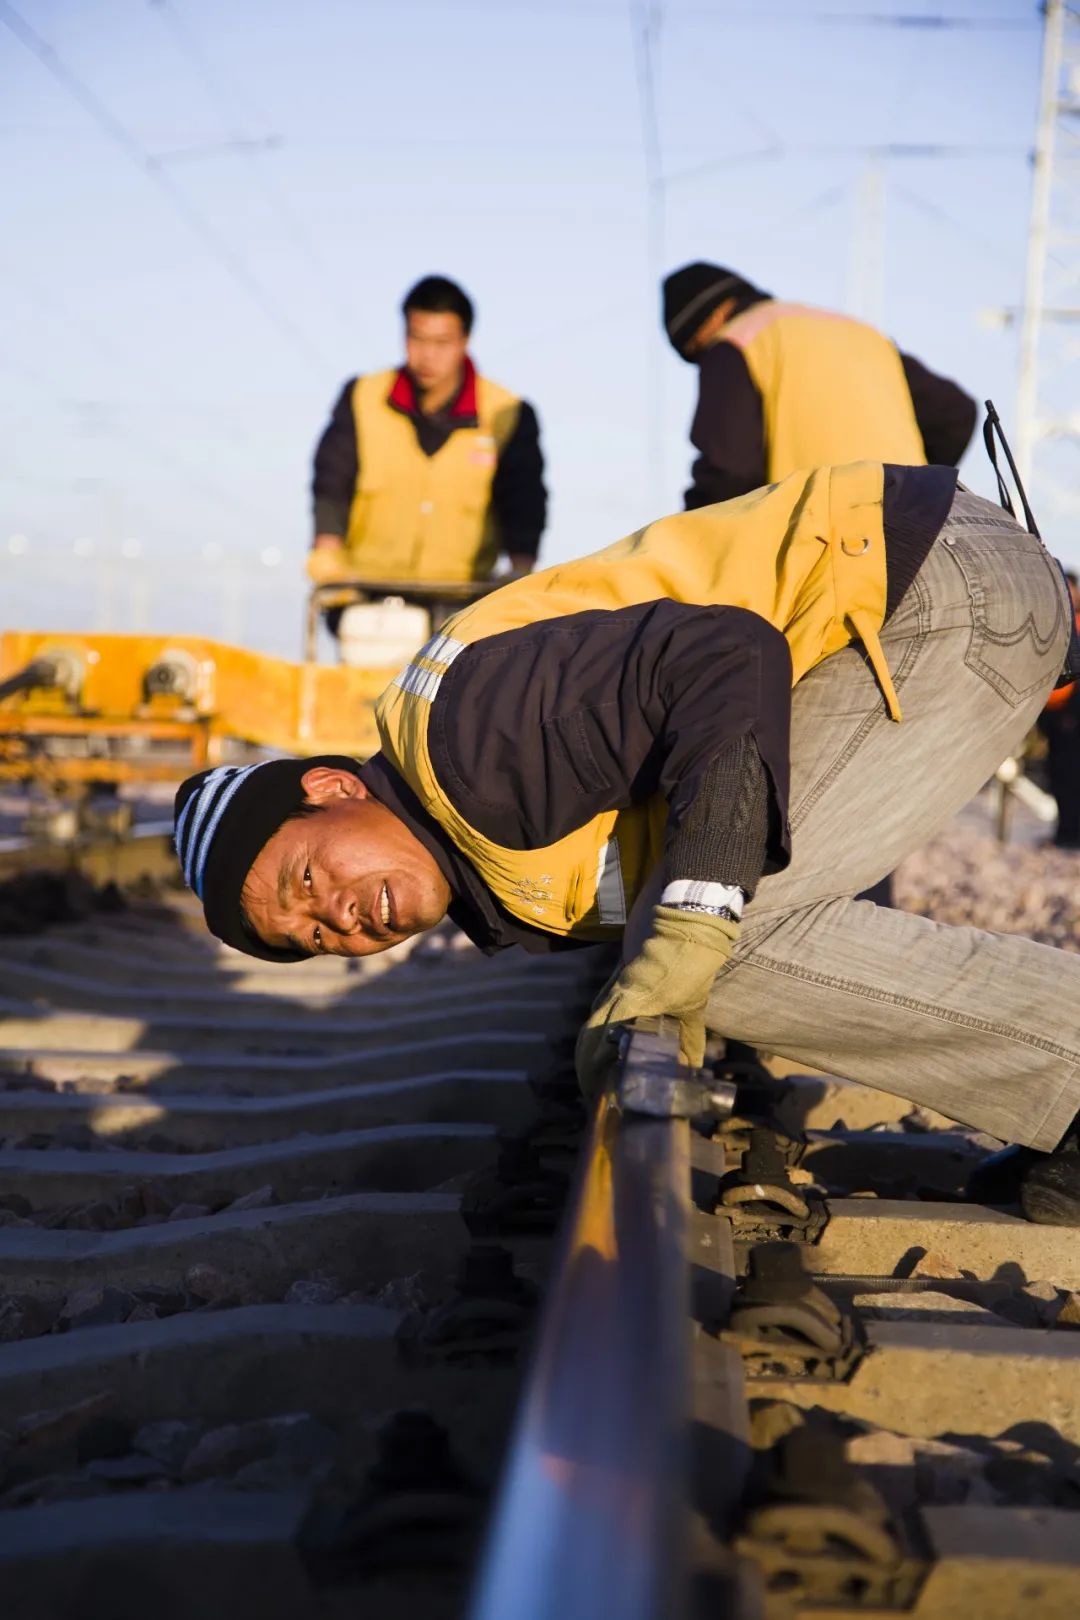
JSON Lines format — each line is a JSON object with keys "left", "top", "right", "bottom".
{"left": 1015, "top": 0, "right": 1080, "bottom": 539}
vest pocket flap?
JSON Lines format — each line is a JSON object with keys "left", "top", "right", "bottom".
{"left": 541, "top": 711, "right": 612, "bottom": 795}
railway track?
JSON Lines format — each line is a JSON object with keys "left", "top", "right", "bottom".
{"left": 0, "top": 875, "right": 601, "bottom": 1620}
{"left": 0, "top": 860, "right": 1078, "bottom": 1618}
{"left": 477, "top": 1030, "right": 1080, "bottom": 1620}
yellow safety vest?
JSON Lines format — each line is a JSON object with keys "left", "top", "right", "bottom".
{"left": 719, "top": 301, "right": 926, "bottom": 478}
{"left": 377, "top": 461, "right": 896, "bottom": 941}
{"left": 344, "top": 368, "right": 522, "bottom": 584}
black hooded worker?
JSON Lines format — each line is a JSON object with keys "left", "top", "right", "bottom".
{"left": 662, "top": 261, "right": 977, "bottom": 510}
{"left": 174, "top": 457, "right": 1080, "bottom": 1225}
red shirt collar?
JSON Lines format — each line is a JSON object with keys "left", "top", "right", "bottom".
{"left": 388, "top": 356, "right": 477, "bottom": 419}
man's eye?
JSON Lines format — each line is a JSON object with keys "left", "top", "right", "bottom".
{"left": 313, "top": 925, "right": 322, "bottom": 951}
{"left": 303, "top": 866, "right": 312, "bottom": 889}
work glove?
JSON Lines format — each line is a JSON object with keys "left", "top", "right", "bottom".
{"left": 306, "top": 543, "right": 352, "bottom": 586}
{"left": 574, "top": 904, "right": 740, "bottom": 1103}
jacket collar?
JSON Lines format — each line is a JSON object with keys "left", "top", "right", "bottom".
{"left": 710, "top": 288, "right": 770, "bottom": 347}
{"left": 387, "top": 356, "right": 478, "bottom": 423}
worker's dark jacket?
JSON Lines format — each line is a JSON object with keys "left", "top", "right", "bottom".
{"left": 358, "top": 463, "right": 958, "bottom": 955}
{"left": 685, "top": 295, "right": 976, "bottom": 510}
{"left": 312, "top": 362, "right": 547, "bottom": 567}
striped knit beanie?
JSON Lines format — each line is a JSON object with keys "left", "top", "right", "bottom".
{"left": 173, "top": 755, "right": 360, "bottom": 961}
{"left": 662, "top": 262, "right": 754, "bottom": 359}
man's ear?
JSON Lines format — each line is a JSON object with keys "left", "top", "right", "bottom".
{"left": 298, "top": 766, "right": 369, "bottom": 804}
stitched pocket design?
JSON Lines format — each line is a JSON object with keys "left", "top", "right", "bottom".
{"left": 541, "top": 711, "right": 610, "bottom": 795}
{"left": 953, "top": 544, "right": 1067, "bottom": 707}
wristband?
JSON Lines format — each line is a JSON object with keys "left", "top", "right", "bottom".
{"left": 660, "top": 880, "right": 746, "bottom": 919}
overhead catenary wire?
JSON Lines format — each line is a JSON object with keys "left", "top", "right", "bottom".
{"left": 367, "top": 0, "right": 1036, "bottom": 26}
{"left": 630, "top": 0, "right": 666, "bottom": 513}
{"left": 148, "top": 135, "right": 283, "bottom": 165}
{"left": 666, "top": 139, "right": 1028, "bottom": 191}
{"left": 713, "top": 6, "right": 1038, "bottom": 25}
{"left": 0, "top": 1, "right": 333, "bottom": 373}
{"left": 0, "top": 0, "right": 1047, "bottom": 636}
{"left": 890, "top": 179, "right": 1031, "bottom": 272}
{"left": 0, "top": 272, "right": 284, "bottom": 530}
{"left": 147, "top": 0, "right": 356, "bottom": 333}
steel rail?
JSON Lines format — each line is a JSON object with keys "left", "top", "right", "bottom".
{"left": 468, "top": 1026, "right": 692, "bottom": 1620}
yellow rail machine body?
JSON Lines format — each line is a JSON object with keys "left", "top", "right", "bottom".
{"left": 0, "top": 629, "right": 390, "bottom": 789}
{"left": 0, "top": 575, "right": 516, "bottom": 833}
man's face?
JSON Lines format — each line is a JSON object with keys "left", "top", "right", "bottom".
{"left": 240, "top": 768, "right": 451, "bottom": 958}
{"left": 404, "top": 309, "right": 468, "bottom": 394}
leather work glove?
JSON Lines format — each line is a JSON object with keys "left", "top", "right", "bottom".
{"left": 575, "top": 904, "right": 740, "bottom": 1103}
{"left": 306, "top": 542, "right": 352, "bottom": 586}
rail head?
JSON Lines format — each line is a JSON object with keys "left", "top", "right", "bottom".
{"left": 467, "top": 1024, "right": 694, "bottom": 1620}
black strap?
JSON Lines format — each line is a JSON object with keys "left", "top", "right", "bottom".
{"left": 984, "top": 400, "right": 1080, "bottom": 689}
{"left": 983, "top": 398, "right": 1041, "bottom": 538}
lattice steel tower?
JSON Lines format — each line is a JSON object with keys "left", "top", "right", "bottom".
{"left": 1015, "top": 0, "right": 1080, "bottom": 545}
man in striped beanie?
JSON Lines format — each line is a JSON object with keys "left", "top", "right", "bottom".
{"left": 172, "top": 452, "right": 1080, "bottom": 1224}
{"left": 173, "top": 755, "right": 452, "bottom": 962}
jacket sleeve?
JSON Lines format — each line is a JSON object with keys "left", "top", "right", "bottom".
{"left": 490, "top": 401, "right": 547, "bottom": 559}
{"left": 684, "top": 341, "right": 768, "bottom": 510}
{"left": 312, "top": 379, "right": 359, "bottom": 538}
{"left": 900, "top": 353, "right": 977, "bottom": 467}
{"left": 428, "top": 600, "right": 793, "bottom": 898}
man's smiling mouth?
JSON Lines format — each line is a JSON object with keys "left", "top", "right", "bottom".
{"left": 380, "top": 881, "right": 391, "bottom": 929}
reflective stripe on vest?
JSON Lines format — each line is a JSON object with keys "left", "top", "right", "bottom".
{"left": 391, "top": 633, "right": 468, "bottom": 702}
{"left": 595, "top": 839, "right": 627, "bottom": 926}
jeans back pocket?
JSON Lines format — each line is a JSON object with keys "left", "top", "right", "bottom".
{"left": 953, "top": 538, "right": 1069, "bottom": 707}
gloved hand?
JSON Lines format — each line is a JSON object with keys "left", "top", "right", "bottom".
{"left": 306, "top": 542, "right": 352, "bottom": 586}
{"left": 575, "top": 904, "right": 740, "bottom": 1102}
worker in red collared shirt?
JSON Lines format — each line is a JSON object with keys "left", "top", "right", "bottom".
{"left": 309, "top": 275, "right": 546, "bottom": 597}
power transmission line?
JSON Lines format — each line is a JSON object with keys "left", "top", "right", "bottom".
{"left": 632, "top": 1, "right": 665, "bottom": 199}
{"left": 715, "top": 7, "right": 1037, "bottom": 25}
{"left": 1014, "top": 0, "right": 1080, "bottom": 536}
{"left": 371, "top": 1, "right": 1034, "bottom": 25}
{"left": 148, "top": 0, "right": 356, "bottom": 330}
{"left": 152, "top": 135, "right": 283, "bottom": 165}
{"left": 666, "top": 139, "right": 1027, "bottom": 190}
{"left": 631, "top": 0, "right": 666, "bottom": 511}
{"left": 0, "top": 268, "right": 285, "bottom": 529}
{"left": 890, "top": 179, "right": 1023, "bottom": 268}
{"left": 0, "top": 1, "right": 332, "bottom": 372}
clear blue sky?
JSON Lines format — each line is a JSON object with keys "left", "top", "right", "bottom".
{"left": 0, "top": 0, "right": 1051, "bottom": 658}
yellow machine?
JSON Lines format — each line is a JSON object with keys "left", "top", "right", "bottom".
{"left": 0, "top": 576, "right": 505, "bottom": 831}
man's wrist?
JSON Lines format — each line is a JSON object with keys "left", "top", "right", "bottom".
{"left": 659, "top": 879, "right": 746, "bottom": 919}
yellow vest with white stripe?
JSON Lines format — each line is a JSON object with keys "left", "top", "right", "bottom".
{"left": 719, "top": 302, "right": 926, "bottom": 479}
{"left": 344, "top": 369, "right": 522, "bottom": 584}
{"left": 376, "top": 462, "right": 897, "bottom": 941}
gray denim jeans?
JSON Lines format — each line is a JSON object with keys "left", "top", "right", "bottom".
{"left": 705, "top": 488, "right": 1078, "bottom": 1149}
